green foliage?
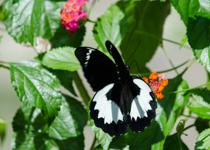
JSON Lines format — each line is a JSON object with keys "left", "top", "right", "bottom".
{"left": 1, "top": 0, "right": 210, "bottom": 149}
{"left": 42, "top": 47, "right": 81, "bottom": 71}
{"left": 195, "top": 128, "right": 210, "bottom": 150}
{"left": 0, "top": 119, "right": 6, "bottom": 143}
{"left": 3, "top": 0, "right": 63, "bottom": 46}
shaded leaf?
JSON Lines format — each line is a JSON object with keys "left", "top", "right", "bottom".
{"left": 119, "top": 0, "right": 170, "bottom": 73}
{"left": 93, "top": 1, "right": 170, "bottom": 73}
{"left": 42, "top": 47, "right": 80, "bottom": 72}
{"left": 3, "top": 0, "right": 63, "bottom": 45}
{"left": 195, "top": 118, "right": 210, "bottom": 133}
{"left": 195, "top": 128, "right": 210, "bottom": 150}
{"left": 193, "top": 47, "right": 210, "bottom": 73}
{"left": 55, "top": 134, "right": 84, "bottom": 150}
{"left": 49, "top": 95, "right": 87, "bottom": 140}
{"left": 187, "top": 17, "right": 210, "bottom": 49}
{"left": 164, "top": 133, "right": 188, "bottom": 150}
{"left": 50, "top": 25, "right": 86, "bottom": 48}
{"left": 10, "top": 61, "right": 62, "bottom": 119}
{"left": 50, "top": 70, "right": 77, "bottom": 96}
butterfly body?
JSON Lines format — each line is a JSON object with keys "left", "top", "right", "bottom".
{"left": 75, "top": 41, "right": 157, "bottom": 136}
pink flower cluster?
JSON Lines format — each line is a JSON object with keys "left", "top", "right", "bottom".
{"left": 61, "top": 0, "right": 88, "bottom": 32}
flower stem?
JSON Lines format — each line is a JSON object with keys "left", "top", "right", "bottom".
{"left": 0, "top": 61, "right": 10, "bottom": 70}
{"left": 73, "top": 72, "right": 91, "bottom": 107}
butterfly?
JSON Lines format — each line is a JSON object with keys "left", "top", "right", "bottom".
{"left": 75, "top": 41, "right": 157, "bottom": 136}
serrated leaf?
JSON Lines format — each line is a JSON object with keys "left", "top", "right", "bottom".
{"left": 49, "top": 95, "right": 87, "bottom": 140}
{"left": 195, "top": 128, "right": 210, "bottom": 150}
{"left": 10, "top": 61, "right": 62, "bottom": 119}
{"left": 42, "top": 47, "right": 80, "bottom": 71}
{"left": 93, "top": 5, "right": 124, "bottom": 52}
{"left": 193, "top": 47, "right": 210, "bottom": 73}
{"left": 188, "top": 88, "right": 210, "bottom": 119}
{"left": 3, "top": 0, "right": 63, "bottom": 46}
{"left": 50, "top": 25, "right": 86, "bottom": 48}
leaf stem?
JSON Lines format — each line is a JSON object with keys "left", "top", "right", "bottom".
{"left": 182, "top": 124, "right": 195, "bottom": 132}
{"left": 87, "top": 18, "right": 96, "bottom": 24}
{"left": 90, "top": 135, "right": 96, "bottom": 150}
{"left": 73, "top": 72, "right": 91, "bottom": 107}
{"left": 133, "top": 60, "right": 189, "bottom": 77}
{"left": 0, "top": 61, "right": 10, "bottom": 69}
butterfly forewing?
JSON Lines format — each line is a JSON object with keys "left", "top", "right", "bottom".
{"left": 75, "top": 47, "right": 118, "bottom": 91}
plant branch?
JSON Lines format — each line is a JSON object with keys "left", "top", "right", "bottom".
{"left": 0, "top": 61, "right": 10, "bottom": 69}
{"left": 73, "top": 72, "right": 91, "bottom": 107}
{"left": 161, "top": 47, "right": 179, "bottom": 75}
{"left": 90, "top": 135, "right": 96, "bottom": 150}
{"left": 133, "top": 60, "right": 189, "bottom": 77}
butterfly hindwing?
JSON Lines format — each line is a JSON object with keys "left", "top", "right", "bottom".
{"left": 75, "top": 47, "right": 118, "bottom": 91}
{"left": 90, "top": 83, "right": 128, "bottom": 136}
{"left": 128, "top": 78, "right": 157, "bottom": 131}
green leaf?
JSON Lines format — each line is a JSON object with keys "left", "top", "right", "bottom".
{"left": 89, "top": 120, "right": 112, "bottom": 150}
{"left": 3, "top": 0, "right": 63, "bottom": 45}
{"left": 94, "top": 0, "right": 170, "bottom": 73}
{"left": 93, "top": 4, "right": 124, "bottom": 52}
{"left": 0, "top": 119, "right": 6, "bottom": 143}
{"left": 170, "top": 0, "right": 210, "bottom": 24}
{"left": 188, "top": 88, "right": 210, "bottom": 119}
{"left": 42, "top": 47, "right": 80, "bottom": 72}
{"left": 50, "top": 25, "right": 86, "bottom": 48}
{"left": 119, "top": 0, "right": 170, "bottom": 73}
{"left": 171, "top": 0, "right": 210, "bottom": 49}
{"left": 10, "top": 61, "right": 62, "bottom": 119}
{"left": 187, "top": 17, "right": 210, "bottom": 49}
{"left": 50, "top": 70, "right": 77, "bottom": 96}
{"left": 110, "top": 121, "right": 164, "bottom": 150}
{"left": 193, "top": 47, "right": 210, "bottom": 73}
{"left": 164, "top": 133, "right": 188, "bottom": 150}
{"left": 195, "top": 128, "right": 210, "bottom": 150}
{"left": 55, "top": 135, "right": 84, "bottom": 150}
{"left": 49, "top": 95, "right": 87, "bottom": 140}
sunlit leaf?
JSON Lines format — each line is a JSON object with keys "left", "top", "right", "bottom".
{"left": 42, "top": 47, "right": 80, "bottom": 72}
{"left": 10, "top": 61, "right": 62, "bottom": 119}
{"left": 193, "top": 47, "right": 210, "bottom": 73}
{"left": 195, "top": 128, "right": 210, "bottom": 150}
{"left": 49, "top": 95, "right": 87, "bottom": 140}
{"left": 3, "top": 0, "right": 63, "bottom": 46}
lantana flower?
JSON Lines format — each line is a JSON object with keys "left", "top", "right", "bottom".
{"left": 143, "top": 72, "right": 168, "bottom": 100}
{"left": 60, "top": 0, "right": 88, "bottom": 32}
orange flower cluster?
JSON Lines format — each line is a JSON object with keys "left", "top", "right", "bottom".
{"left": 143, "top": 72, "right": 168, "bottom": 100}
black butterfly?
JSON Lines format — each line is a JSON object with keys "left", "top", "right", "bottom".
{"left": 75, "top": 41, "right": 157, "bottom": 136}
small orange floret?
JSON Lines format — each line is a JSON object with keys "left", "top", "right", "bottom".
{"left": 156, "top": 92, "right": 164, "bottom": 100}
{"left": 149, "top": 72, "right": 158, "bottom": 80}
{"left": 158, "top": 85, "right": 165, "bottom": 92}
{"left": 161, "top": 79, "right": 168, "bottom": 87}
{"left": 142, "top": 77, "right": 149, "bottom": 83}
